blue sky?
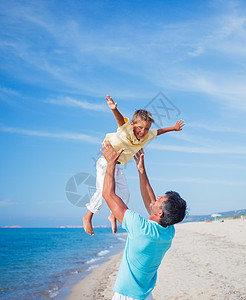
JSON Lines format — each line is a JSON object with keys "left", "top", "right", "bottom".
{"left": 0, "top": 0, "right": 246, "bottom": 227}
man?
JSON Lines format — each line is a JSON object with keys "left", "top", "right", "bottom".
{"left": 101, "top": 141, "right": 187, "bottom": 300}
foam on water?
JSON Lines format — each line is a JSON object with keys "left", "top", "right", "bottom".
{"left": 49, "top": 286, "right": 59, "bottom": 298}
{"left": 117, "top": 236, "right": 126, "bottom": 242}
{"left": 87, "top": 264, "right": 100, "bottom": 271}
{"left": 86, "top": 257, "right": 102, "bottom": 264}
{"left": 98, "top": 249, "right": 110, "bottom": 256}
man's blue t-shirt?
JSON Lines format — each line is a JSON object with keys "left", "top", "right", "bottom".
{"left": 114, "top": 209, "right": 175, "bottom": 299}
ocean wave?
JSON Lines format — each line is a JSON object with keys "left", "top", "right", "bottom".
{"left": 87, "top": 264, "right": 100, "bottom": 271}
{"left": 98, "top": 250, "right": 110, "bottom": 256}
{"left": 68, "top": 270, "right": 79, "bottom": 274}
{"left": 48, "top": 285, "right": 59, "bottom": 298}
{"left": 86, "top": 257, "right": 102, "bottom": 264}
{"left": 116, "top": 237, "right": 126, "bottom": 242}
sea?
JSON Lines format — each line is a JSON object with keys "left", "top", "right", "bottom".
{"left": 0, "top": 227, "right": 127, "bottom": 299}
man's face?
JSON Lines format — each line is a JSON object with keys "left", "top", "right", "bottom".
{"left": 150, "top": 195, "right": 168, "bottom": 216}
{"left": 130, "top": 120, "right": 151, "bottom": 140}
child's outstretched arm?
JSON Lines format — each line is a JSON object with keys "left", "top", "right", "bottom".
{"left": 157, "top": 119, "right": 185, "bottom": 136}
{"left": 105, "top": 95, "right": 125, "bottom": 127}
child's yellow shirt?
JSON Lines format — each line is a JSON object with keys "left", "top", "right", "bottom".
{"left": 104, "top": 117, "right": 157, "bottom": 165}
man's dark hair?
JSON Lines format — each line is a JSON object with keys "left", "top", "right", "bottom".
{"left": 160, "top": 191, "right": 187, "bottom": 227}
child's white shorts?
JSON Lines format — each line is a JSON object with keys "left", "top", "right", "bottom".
{"left": 86, "top": 156, "right": 130, "bottom": 214}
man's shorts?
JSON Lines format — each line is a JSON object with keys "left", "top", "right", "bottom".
{"left": 112, "top": 292, "right": 153, "bottom": 300}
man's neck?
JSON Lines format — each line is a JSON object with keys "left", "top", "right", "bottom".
{"left": 149, "top": 215, "right": 161, "bottom": 225}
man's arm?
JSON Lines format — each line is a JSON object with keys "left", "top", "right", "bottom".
{"left": 134, "top": 149, "right": 156, "bottom": 215}
{"left": 105, "top": 95, "right": 125, "bottom": 127}
{"left": 101, "top": 141, "right": 128, "bottom": 224}
{"left": 157, "top": 119, "right": 185, "bottom": 136}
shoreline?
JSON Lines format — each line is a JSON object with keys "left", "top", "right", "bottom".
{"left": 66, "top": 251, "right": 123, "bottom": 300}
{"left": 66, "top": 219, "right": 246, "bottom": 300}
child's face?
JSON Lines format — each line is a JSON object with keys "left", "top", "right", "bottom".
{"left": 130, "top": 120, "right": 151, "bottom": 140}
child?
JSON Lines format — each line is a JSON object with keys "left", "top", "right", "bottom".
{"left": 83, "top": 95, "right": 184, "bottom": 235}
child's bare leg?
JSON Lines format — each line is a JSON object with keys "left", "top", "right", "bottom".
{"left": 83, "top": 210, "right": 94, "bottom": 236}
{"left": 108, "top": 214, "right": 117, "bottom": 234}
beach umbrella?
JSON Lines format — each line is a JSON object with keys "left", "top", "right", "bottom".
{"left": 211, "top": 213, "right": 222, "bottom": 221}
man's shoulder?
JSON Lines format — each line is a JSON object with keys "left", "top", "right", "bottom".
{"left": 123, "top": 209, "right": 154, "bottom": 231}
{"left": 123, "top": 209, "right": 142, "bottom": 223}
{"left": 122, "top": 210, "right": 146, "bottom": 235}
{"left": 124, "top": 209, "right": 175, "bottom": 240}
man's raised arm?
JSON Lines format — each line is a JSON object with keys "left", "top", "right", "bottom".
{"left": 134, "top": 149, "right": 156, "bottom": 214}
{"left": 101, "top": 141, "right": 128, "bottom": 224}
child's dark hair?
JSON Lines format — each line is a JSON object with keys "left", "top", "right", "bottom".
{"left": 132, "top": 110, "right": 155, "bottom": 124}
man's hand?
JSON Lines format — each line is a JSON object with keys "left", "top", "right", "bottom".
{"left": 134, "top": 149, "right": 156, "bottom": 214}
{"left": 134, "top": 149, "right": 145, "bottom": 174}
{"left": 173, "top": 119, "right": 185, "bottom": 131}
{"left": 105, "top": 95, "right": 117, "bottom": 110}
{"left": 100, "top": 141, "right": 124, "bottom": 164}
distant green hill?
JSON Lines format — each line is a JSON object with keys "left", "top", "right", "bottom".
{"left": 183, "top": 208, "right": 246, "bottom": 223}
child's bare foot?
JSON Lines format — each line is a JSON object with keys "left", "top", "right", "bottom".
{"left": 108, "top": 214, "right": 117, "bottom": 234}
{"left": 83, "top": 210, "right": 94, "bottom": 236}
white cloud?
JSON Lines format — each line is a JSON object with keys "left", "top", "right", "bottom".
{"left": 150, "top": 176, "right": 245, "bottom": 185}
{"left": 168, "top": 71, "right": 246, "bottom": 111}
{"left": 211, "top": 15, "right": 246, "bottom": 55}
{"left": 0, "top": 200, "right": 17, "bottom": 207}
{"left": 128, "top": 175, "right": 245, "bottom": 185}
{"left": 39, "top": 200, "right": 66, "bottom": 204}
{"left": 149, "top": 142, "right": 246, "bottom": 155}
{"left": 151, "top": 161, "right": 246, "bottom": 170}
{"left": 188, "top": 46, "right": 204, "bottom": 57}
{"left": 45, "top": 97, "right": 108, "bottom": 112}
{"left": 187, "top": 122, "right": 246, "bottom": 135}
{"left": 163, "top": 131, "right": 220, "bottom": 148}
{"left": 1, "top": 1, "right": 246, "bottom": 108}
{"left": 0, "top": 124, "right": 101, "bottom": 144}
{"left": 0, "top": 85, "right": 19, "bottom": 96}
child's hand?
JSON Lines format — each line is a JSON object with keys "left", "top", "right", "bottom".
{"left": 173, "top": 120, "right": 185, "bottom": 131}
{"left": 105, "top": 95, "right": 117, "bottom": 110}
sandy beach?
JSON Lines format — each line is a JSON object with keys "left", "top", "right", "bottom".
{"left": 66, "top": 218, "right": 246, "bottom": 300}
